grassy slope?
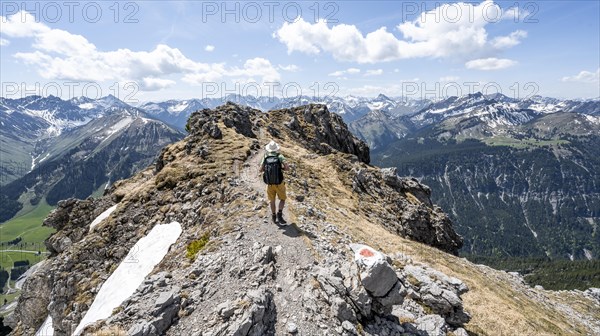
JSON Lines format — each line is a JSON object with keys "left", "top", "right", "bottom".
{"left": 275, "top": 137, "right": 600, "bottom": 336}
{"left": 0, "top": 200, "right": 55, "bottom": 246}
{"left": 0, "top": 200, "right": 55, "bottom": 307}
{"left": 0, "top": 134, "right": 33, "bottom": 186}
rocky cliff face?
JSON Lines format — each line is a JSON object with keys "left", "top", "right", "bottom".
{"left": 7, "top": 103, "right": 600, "bottom": 336}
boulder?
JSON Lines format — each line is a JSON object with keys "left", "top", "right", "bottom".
{"left": 360, "top": 259, "right": 398, "bottom": 298}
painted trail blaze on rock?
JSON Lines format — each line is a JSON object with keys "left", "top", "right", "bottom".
{"left": 360, "top": 249, "right": 375, "bottom": 257}
{"left": 350, "top": 243, "right": 385, "bottom": 267}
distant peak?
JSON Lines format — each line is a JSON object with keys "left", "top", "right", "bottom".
{"left": 376, "top": 93, "right": 391, "bottom": 100}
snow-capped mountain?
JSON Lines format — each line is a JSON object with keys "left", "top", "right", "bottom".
{"left": 138, "top": 99, "right": 207, "bottom": 130}
{"left": 348, "top": 92, "right": 600, "bottom": 151}
{"left": 0, "top": 95, "right": 139, "bottom": 185}
{"left": 0, "top": 95, "right": 184, "bottom": 189}
{"left": 0, "top": 106, "right": 184, "bottom": 222}
{"left": 269, "top": 94, "right": 429, "bottom": 122}
{"left": 409, "top": 92, "right": 600, "bottom": 129}
{"left": 519, "top": 96, "right": 600, "bottom": 115}
{"left": 138, "top": 95, "right": 283, "bottom": 129}
{"left": 0, "top": 95, "right": 134, "bottom": 137}
{"left": 138, "top": 94, "right": 432, "bottom": 129}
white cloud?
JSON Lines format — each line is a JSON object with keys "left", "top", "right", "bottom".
{"left": 274, "top": 1, "right": 526, "bottom": 63}
{"left": 0, "top": 11, "right": 49, "bottom": 37}
{"left": 562, "top": 69, "right": 600, "bottom": 83}
{"left": 278, "top": 64, "right": 300, "bottom": 72}
{"left": 139, "top": 77, "right": 176, "bottom": 91}
{"left": 230, "top": 58, "right": 281, "bottom": 82}
{"left": 491, "top": 30, "right": 527, "bottom": 49}
{"left": 440, "top": 76, "right": 460, "bottom": 82}
{"left": 365, "top": 69, "right": 383, "bottom": 76}
{"left": 205, "top": 45, "right": 215, "bottom": 52}
{"left": 0, "top": 38, "right": 9, "bottom": 46}
{"left": 329, "top": 68, "right": 361, "bottom": 77}
{"left": 465, "top": 58, "right": 517, "bottom": 70}
{"left": 1, "top": 11, "right": 280, "bottom": 90}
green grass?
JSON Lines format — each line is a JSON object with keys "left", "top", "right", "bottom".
{"left": 90, "top": 182, "right": 108, "bottom": 198}
{"left": 0, "top": 200, "right": 55, "bottom": 246}
{"left": 0, "top": 290, "right": 20, "bottom": 317}
{"left": 0, "top": 200, "right": 54, "bottom": 308}
{"left": 186, "top": 232, "right": 211, "bottom": 260}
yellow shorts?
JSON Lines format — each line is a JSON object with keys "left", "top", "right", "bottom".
{"left": 266, "top": 183, "right": 287, "bottom": 201}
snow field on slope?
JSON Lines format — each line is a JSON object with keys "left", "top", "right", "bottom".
{"left": 89, "top": 205, "right": 118, "bottom": 231}
{"left": 74, "top": 222, "right": 183, "bottom": 335}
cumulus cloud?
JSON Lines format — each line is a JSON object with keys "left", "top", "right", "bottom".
{"left": 139, "top": 77, "right": 177, "bottom": 91}
{"left": 365, "top": 69, "right": 383, "bottom": 76}
{"left": 465, "top": 57, "right": 517, "bottom": 70}
{"left": 0, "top": 38, "right": 9, "bottom": 46}
{"left": 230, "top": 58, "right": 281, "bottom": 82}
{"left": 562, "top": 69, "right": 600, "bottom": 83}
{"left": 491, "top": 30, "right": 527, "bottom": 49}
{"left": 205, "top": 45, "right": 215, "bottom": 52}
{"left": 1, "top": 11, "right": 280, "bottom": 90}
{"left": 274, "top": 0, "right": 526, "bottom": 63}
{"left": 329, "top": 68, "right": 361, "bottom": 77}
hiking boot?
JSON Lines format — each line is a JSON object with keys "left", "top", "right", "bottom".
{"left": 277, "top": 211, "right": 287, "bottom": 225}
{"left": 272, "top": 213, "right": 278, "bottom": 224}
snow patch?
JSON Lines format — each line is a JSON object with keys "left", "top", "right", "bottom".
{"left": 584, "top": 249, "right": 593, "bottom": 261}
{"left": 79, "top": 103, "right": 94, "bottom": 109}
{"left": 584, "top": 115, "right": 600, "bottom": 125}
{"left": 30, "top": 152, "right": 51, "bottom": 172}
{"left": 367, "top": 101, "right": 385, "bottom": 110}
{"left": 89, "top": 205, "right": 118, "bottom": 231}
{"left": 35, "top": 315, "right": 53, "bottom": 336}
{"left": 100, "top": 116, "right": 133, "bottom": 143}
{"left": 167, "top": 101, "right": 189, "bottom": 114}
{"left": 529, "top": 228, "right": 538, "bottom": 238}
{"left": 74, "top": 222, "right": 182, "bottom": 335}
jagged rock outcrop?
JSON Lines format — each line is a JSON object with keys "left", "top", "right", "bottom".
{"left": 350, "top": 167, "right": 462, "bottom": 255}
{"left": 274, "top": 104, "right": 370, "bottom": 164}
{"left": 8, "top": 102, "right": 598, "bottom": 336}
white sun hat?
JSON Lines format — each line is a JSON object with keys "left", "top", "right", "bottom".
{"left": 265, "top": 140, "right": 280, "bottom": 152}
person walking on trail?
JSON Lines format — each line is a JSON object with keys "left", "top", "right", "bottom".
{"left": 259, "top": 140, "right": 289, "bottom": 225}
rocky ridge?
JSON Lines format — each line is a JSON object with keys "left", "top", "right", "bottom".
{"left": 7, "top": 103, "right": 600, "bottom": 335}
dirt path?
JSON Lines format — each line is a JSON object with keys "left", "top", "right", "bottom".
{"left": 239, "top": 150, "right": 322, "bottom": 335}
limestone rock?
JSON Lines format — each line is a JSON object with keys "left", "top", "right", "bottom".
{"left": 359, "top": 259, "right": 398, "bottom": 298}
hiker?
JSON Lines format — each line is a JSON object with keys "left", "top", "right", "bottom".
{"left": 259, "top": 140, "right": 289, "bottom": 225}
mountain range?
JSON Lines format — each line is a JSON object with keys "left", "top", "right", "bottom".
{"left": 0, "top": 95, "right": 184, "bottom": 223}
{"left": 2, "top": 93, "right": 599, "bottom": 262}
{"left": 6, "top": 103, "right": 600, "bottom": 336}
{"left": 351, "top": 93, "right": 600, "bottom": 263}
{"left": 136, "top": 93, "right": 433, "bottom": 130}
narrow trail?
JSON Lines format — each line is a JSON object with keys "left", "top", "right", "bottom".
{"left": 239, "top": 148, "right": 321, "bottom": 335}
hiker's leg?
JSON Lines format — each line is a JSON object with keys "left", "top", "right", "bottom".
{"left": 276, "top": 183, "right": 287, "bottom": 224}
{"left": 267, "top": 185, "right": 276, "bottom": 213}
{"left": 278, "top": 199, "right": 285, "bottom": 212}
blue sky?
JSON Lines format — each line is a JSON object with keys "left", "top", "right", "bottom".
{"left": 1, "top": 0, "right": 598, "bottom": 103}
